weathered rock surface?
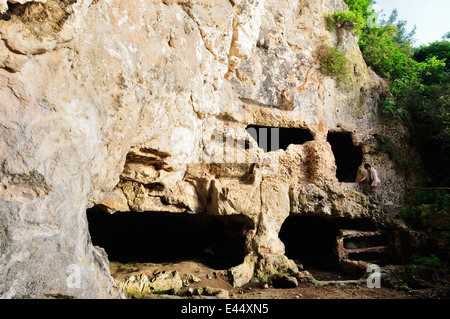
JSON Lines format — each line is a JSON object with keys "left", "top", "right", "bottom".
{"left": 0, "top": 0, "right": 417, "bottom": 298}
{"left": 115, "top": 271, "right": 184, "bottom": 296}
{"left": 0, "top": 0, "right": 46, "bottom": 14}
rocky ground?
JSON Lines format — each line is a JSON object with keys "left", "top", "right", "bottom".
{"left": 110, "top": 260, "right": 450, "bottom": 300}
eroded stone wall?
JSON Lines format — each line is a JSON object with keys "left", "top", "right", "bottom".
{"left": 0, "top": 0, "right": 413, "bottom": 298}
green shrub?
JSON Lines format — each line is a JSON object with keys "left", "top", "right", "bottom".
{"left": 401, "top": 206, "right": 425, "bottom": 229}
{"left": 324, "top": 11, "right": 364, "bottom": 35}
{"left": 402, "top": 188, "right": 449, "bottom": 230}
{"left": 315, "top": 44, "right": 350, "bottom": 87}
{"left": 344, "top": 0, "right": 372, "bottom": 17}
{"left": 413, "top": 254, "right": 442, "bottom": 268}
{"left": 414, "top": 39, "right": 450, "bottom": 74}
{"left": 437, "top": 190, "right": 450, "bottom": 208}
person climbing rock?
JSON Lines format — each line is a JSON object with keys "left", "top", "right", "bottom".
{"left": 358, "top": 163, "right": 381, "bottom": 203}
{"left": 359, "top": 163, "right": 380, "bottom": 188}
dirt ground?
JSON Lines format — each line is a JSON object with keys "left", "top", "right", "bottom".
{"left": 110, "top": 260, "right": 450, "bottom": 300}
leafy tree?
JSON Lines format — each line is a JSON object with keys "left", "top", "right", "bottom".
{"left": 344, "top": 0, "right": 373, "bottom": 19}
{"left": 358, "top": 8, "right": 418, "bottom": 81}
{"left": 384, "top": 9, "right": 417, "bottom": 56}
{"left": 414, "top": 39, "right": 450, "bottom": 74}
{"left": 409, "top": 38, "right": 450, "bottom": 185}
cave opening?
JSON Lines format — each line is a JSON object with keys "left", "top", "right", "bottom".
{"left": 327, "top": 132, "right": 363, "bottom": 182}
{"left": 279, "top": 215, "right": 341, "bottom": 271}
{"left": 246, "top": 125, "right": 314, "bottom": 153}
{"left": 86, "top": 207, "right": 250, "bottom": 270}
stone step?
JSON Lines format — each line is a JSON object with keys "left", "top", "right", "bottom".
{"left": 340, "top": 258, "right": 387, "bottom": 277}
{"left": 338, "top": 230, "right": 391, "bottom": 276}
{"left": 340, "top": 245, "right": 390, "bottom": 264}
{"left": 344, "top": 237, "right": 387, "bottom": 249}
{"left": 341, "top": 229, "right": 388, "bottom": 250}
{"left": 345, "top": 246, "right": 390, "bottom": 267}
{"left": 341, "top": 229, "right": 381, "bottom": 239}
{"left": 344, "top": 245, "right": 389, "bottom": 255}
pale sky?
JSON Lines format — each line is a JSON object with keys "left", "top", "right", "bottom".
{"left": 372, "top": 0, "right": 450, "bottom": 47}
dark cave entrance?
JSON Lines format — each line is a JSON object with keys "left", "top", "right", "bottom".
{"left": 246, "top": 125, "right": 314, "bottom": 153}
{"left": 279, "top": 215, "right": 341, "bottom": 271}
{"left": 327, "top": 132, "right": 363, "bottom": 182}
{"left": 280, "top": 215, "right": 388, "bottom": 279}
{"left": 86, "top": 207, "right": 250, "bottom": 270}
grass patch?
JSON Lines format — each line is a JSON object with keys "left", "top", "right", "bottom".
{"left": 315, "top": 44, "right": 350, "bottom": 88}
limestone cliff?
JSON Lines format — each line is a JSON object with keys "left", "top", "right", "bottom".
{"left": 0, "top": 0, "right": 411, "bottom": 298}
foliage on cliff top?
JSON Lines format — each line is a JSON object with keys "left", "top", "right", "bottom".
{"left": 325, "top": 0, "right": 376, "bottom": 34}
{"left": 344, "top": 0, "right": 450, "bottom": 187}
{"left": 324, "top": 10, "right": 365, "bottom": 35}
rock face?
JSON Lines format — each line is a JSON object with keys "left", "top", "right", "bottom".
{"left": 0, "top": 0, "right": 413, "bottom": 298}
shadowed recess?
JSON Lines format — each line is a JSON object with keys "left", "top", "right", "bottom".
{"left": 327, "top": 132, "right": 363, "bottom": 182}
{"left": 86, "top": 207, "right": 250, "bottom": 270}
{"left": 279, "top": 215, "right": 340, "bottom": 270}
{"left": 245, "top": 125, "right": 314, "bottom": 153}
